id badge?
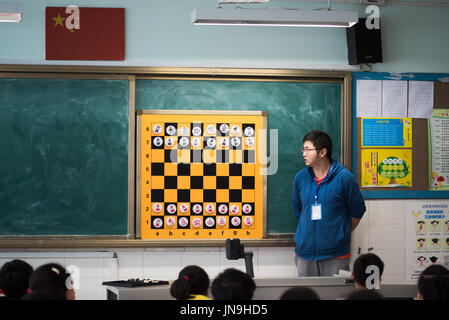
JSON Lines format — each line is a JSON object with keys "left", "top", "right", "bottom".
{"left": 311, "top": 203, "right": 322, "bottom": 221}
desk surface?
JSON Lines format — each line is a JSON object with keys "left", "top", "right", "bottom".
{"left": 105, "top": 277, "right": 418, "bottom": 300}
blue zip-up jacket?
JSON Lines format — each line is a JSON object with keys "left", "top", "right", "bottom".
{"left": 292, "top": 159, "right": 366, "bottom": 261}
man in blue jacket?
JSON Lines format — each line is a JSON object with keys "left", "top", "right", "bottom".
{"left": 292, "top": 130, "right": 366, "bottom": 277}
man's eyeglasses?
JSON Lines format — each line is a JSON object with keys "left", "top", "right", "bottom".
{"left": 302, "top": 148, "right": 320, "bottom": 154}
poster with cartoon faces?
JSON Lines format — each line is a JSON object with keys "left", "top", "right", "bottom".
{"left": 406, "top": 201, "right": 449, "bottom": 281}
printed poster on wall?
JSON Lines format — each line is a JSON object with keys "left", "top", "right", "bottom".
{"left": 361, "top": 118, "right": 412, "bottom": 148}
{"left": 405, "top": 201, "right": 449, "bottom": 281}
{"left": 429, "top": 109, "right": 449, "bottom": 190}
{"left": 361, "top": 149, "right": 412, "bottom": 187}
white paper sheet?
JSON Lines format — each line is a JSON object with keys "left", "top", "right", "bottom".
{"left": 356, "top": 80, "right": 382, "bottom": 117}
{"left": 408, "top": 81, "right": 434, "bottom": 118}
{"left": 429, "top": 110, "right": 449, "bottom": 190}
{"left": 381, "top": 80, "right": 408, "bottom": 117}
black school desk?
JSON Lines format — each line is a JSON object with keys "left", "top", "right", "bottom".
{"left": 104, "top": 277, "right": 417, "bottom": 300}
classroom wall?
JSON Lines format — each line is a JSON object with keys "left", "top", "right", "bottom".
{"left": 1, "top": 1, "right": 449, "bottom": 299}
{"left": 2, "top": 199, "right": 444, "bottom": 300}
{"left": 0, "top": 0, "right": 448, "bottom": 73}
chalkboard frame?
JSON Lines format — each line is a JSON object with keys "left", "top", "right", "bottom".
{"left": 0, "top": 66, "right": 352, "bottom": 247}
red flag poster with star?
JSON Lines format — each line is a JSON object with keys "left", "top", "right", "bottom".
{"left": 45, "top": 7, "right": 125, "bottom": 60}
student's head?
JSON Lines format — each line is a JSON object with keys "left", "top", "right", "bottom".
{"left": 170, "top": 265, "right": 210, "bottom": 300}
{"left": 302, "top": 130, "right": 332, "bottom": 160}
{"left": 279, "top": 287, "right": 320, "bottom": 300}
{"left": 346, "top": 289, "right": 383, "bottom": 300}
{"left": 0, "top": 259, "right": 33, "bottom": 300}
{"left": 28, "top": 263, "right": 75, "bottom": 300}
{"left": 21, "top": 287, "right": 67, "bottom": 300}
{"left": 417, "top": 264, "right": 449, "bottom": 300}
{"left": 211, "top": 268, "right": 256, "bottom": 300}
{"left": 352, "top": 253, "right": 384, "bottom": 290}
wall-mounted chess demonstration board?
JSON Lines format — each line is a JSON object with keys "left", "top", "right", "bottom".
{"left": 137, "top": 110, "right": 267, "bottom": 239}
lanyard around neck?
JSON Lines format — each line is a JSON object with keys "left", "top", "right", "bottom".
{"left": 313, "top": 163, "right": 332, "bottom": 204}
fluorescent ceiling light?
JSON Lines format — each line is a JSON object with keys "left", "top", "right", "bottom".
{"left": 191, "top": 8, "right": 358, "bottom": 27}
{"left": 0, "top": 1, "right": 23, "bottom": 22}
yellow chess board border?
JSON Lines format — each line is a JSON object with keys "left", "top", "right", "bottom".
{"left": 136, "top": 110, "right": 267, "bottom": 240}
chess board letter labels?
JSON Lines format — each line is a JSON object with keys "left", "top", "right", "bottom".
{"left": 136, "top": 110, "right": 267, "bottom": 240}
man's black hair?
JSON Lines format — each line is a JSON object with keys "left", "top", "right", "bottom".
{"left": 302, "top": 130, "right": 332, "bottom": 159}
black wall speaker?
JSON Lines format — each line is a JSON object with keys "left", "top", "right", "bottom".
{"left": 346, "top": 18, "right": 383, "bottom": 65}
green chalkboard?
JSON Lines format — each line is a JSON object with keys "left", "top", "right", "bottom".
{"left": 136, "top": 79, "right": 341, "bottom": 233}
{"left": 0, "top": 78, "right": 129, "bottom": 235}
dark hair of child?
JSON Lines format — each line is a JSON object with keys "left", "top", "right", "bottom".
{"left": 170, "top": 265, "right": 210, "bottom": 300}
{"left": 346, "top": 289, "right": 383, "bottom": 300}
{"left": 279, "top": 287, "right": 320, "bottom": 300}
{"left": 352, "top": 253, "right": 384, "bottom": 288}
{"left": 418, "top": 264, "right": 449, "bottom": 300}
{"left": 27, "top": 263, "right": 74, "bottom": 300}
{"left": 21, "top": 287, "right": 67, "bottom": 300}
{"left": 0, "top": 259, "right": 33, "bottom": 300}
{"left": 211, "top": 268, "right": 256, "bottom": 300}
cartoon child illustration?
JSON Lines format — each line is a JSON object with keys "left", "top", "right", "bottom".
{"left": 431, "top": 172, "right": 439, "bottom": 188}
{"left": 430, "top": 220, "right": 440, "bottom": 233}
{"left": 417, "top": 256, "right": 426, "bottom": 268}
{"left": 416, "top": 221, "right": 426, "bottom": 234}
{"left": 429, "top": 256, "right": 439, "bottom": 264}
{"left": 445, "top": 220, "right": 449, "bottom": 232}
{"left": 417, "top": 238, "right": 426, "bottom": 250}
{"left": 446, "top": 238, "right": 449, "bottom": 249}
{"left": 431, "top": 238, "right": 440, "bottom": 249}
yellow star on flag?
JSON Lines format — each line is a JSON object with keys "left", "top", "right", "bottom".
{"left": 52, "top": 13, "right": 65, "bottom": 27}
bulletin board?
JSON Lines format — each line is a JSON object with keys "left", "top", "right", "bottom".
{"left": 352, "top": 72, "right": 449, "bottom": 199}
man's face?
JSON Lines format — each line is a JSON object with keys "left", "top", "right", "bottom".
{"left": 302, "top": 140, "right": 320, "bottom": 168}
